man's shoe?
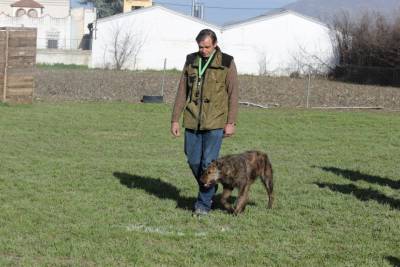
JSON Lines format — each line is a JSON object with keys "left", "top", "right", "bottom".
{"left": 192, "top": 208, "right": 209, "bottom": 217}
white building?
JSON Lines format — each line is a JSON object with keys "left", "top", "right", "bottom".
{"left": 0, "top": 0, "right": 95, "bottom": 50}
{"left": 91, "top": 5, "right": 219, "bottom": 70}
{"left": 91, "top": 5, "right": 337, "bottom": 75}
{"left": 0, "top": 0, "right": 70, "bottom": 18}
{"left": 221, "top": 10, "right": 336, "bottom": 75}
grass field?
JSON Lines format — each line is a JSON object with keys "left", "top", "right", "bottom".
{"left": 0, "top": 102, "right": 399, "bottom": 266}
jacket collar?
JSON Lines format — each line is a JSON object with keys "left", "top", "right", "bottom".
{"left": 191, "top": 46, "right": 223, "bottom": 69}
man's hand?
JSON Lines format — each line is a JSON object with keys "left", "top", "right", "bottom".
{"left": 224, "top": 123, "right": 235, "bottom": 138}
{"left": 171, "top": 122, "right": 181, "bottom": 137}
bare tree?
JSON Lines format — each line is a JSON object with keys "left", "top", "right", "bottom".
{"left": 106, "top": 23, "right": 145, "bottom": 70}
{"left": 331, "top": 11, "right": 353, "bottom": 65}
{"left": 257, "top": 51, "right": 270, "bottom": 76}
{"left": 290, "top": 43, "right": 336, "bottom": 77}
{"left": 332, "top": 11, "right": 400, "bottom": 68}
{"left": 330, "top": 10, "right": 400, "bottom": 85}
{"left": 80, "top": 0, "right": 123, "bottom": 18}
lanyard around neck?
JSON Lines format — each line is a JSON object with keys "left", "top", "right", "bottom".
{"left": 198, "top": 50, "right": 216, "bottom": 78}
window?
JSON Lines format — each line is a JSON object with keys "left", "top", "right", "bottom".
{"left": 16, "top": 8, "right": 26, "bottom": 17}
{"left": 27, "top": 9, "right": 38, "bottom": 18}
{"left": 46, "top": 31, "right": 60, "bottom": 49}
{"left": 47, "top": 39, "right": 58, "bottom": 49}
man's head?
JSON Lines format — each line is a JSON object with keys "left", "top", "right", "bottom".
{"left": 196, "top": 29, "right": 218, "bottom": 58}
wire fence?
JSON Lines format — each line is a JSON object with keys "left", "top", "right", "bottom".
{"left": 333, "top": 65, "right": 400, "bottom": 88}
{"left": 33, "top": 66, "right": 400, "bottom": 110}
{"left": 36, "top": 37, "right": 92, "bottom": 50}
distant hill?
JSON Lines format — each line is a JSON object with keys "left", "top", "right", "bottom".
{"left": 283, "top": 0, "right": 400, "bottom": 24}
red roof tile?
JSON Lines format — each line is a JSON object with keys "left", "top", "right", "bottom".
{"left": 11, "top": 0, "right": 44, "bottom": 8}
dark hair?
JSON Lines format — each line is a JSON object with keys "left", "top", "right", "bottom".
{"left": 196, "top": 29, "right": 218, "bottom": 44}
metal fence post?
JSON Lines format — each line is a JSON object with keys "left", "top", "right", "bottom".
{"left": 2, "top": 29, "right": 9, "bottom": 102}
{"left": 161, "top": 58, "right": 167, "bottom": 97}
{"left": 306, "top": 70, "right": 311, "bottom": 108}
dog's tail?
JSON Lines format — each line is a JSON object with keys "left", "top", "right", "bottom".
{"left": 260, "top": 152, "right": 274, "bottom": 208}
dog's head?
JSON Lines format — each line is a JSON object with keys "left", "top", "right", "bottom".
{"left": 200, "top": 160, "right": 222, "bottom": 187}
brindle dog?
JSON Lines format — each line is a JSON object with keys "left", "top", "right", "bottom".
{"left": 200, "top": 150, "right": 274, "bottom": 215}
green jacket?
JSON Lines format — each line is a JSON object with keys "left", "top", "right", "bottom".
{"left": 183, "top": 48, "right": 234, "bottom": 130}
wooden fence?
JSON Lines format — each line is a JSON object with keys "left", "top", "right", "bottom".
{"left": 0, "top": 27, "right": 37, "bottom": 104}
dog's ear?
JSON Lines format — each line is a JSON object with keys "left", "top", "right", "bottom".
{"left": 215, "top": 159, "right": 223, "bottom": 168}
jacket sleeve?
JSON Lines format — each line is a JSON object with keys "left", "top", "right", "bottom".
{"left": 171, "top": 64, "right": 188, "bottom": 123}
{"left": 226, "top": 59, "right": 239, "bottom": 124}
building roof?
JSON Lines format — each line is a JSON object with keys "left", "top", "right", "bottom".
{"left": 97, "top": 5, "right": 221, "bottom": 30}
{"left": 222, "top": 9, "right": 329, "bottom": 30}
{"left": 11, "top": 0, "right": 44, "bottom": 8}
{"left": 97, "top": 5, "right": 328, "bottom": 31}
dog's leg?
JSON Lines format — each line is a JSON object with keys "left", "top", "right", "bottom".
{"left": 233, "top": 184, "right": 250, "bottom": 215}
{"left": 261, "top": 163, "right": 274, "bottom": 209}
{"left": 220, "top": 187, "right": 234, "bottom": 213}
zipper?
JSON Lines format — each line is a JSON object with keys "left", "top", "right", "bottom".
{"left": 195, "top": 53, "right": 216, "bottom": 131}
{"left": 196, "top": 74, "right": 206, "bottom": 131}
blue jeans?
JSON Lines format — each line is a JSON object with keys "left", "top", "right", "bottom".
{"left": 184, "top": 128, "right": 224, "bottom": 212}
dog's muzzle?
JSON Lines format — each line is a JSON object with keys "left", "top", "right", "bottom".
{"left": 201, "top": 179, "right": 215, "bottom": 188}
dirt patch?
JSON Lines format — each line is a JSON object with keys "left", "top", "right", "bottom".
{"left": 34, "top": 69, "right": 400, "bottom": 109}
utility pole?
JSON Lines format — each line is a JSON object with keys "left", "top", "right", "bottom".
{"left": 191, "top": 0, "right": 204, "bottom": 19}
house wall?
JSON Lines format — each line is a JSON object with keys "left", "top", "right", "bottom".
{"left": 36, "top": 0, "right": 70, "bottom": 18}
{"left": 91, "top": 7, "right": 337, "bottom": 75}
{"left": 0, "top": 0, "right": 70, "bottom": 18}
{"left": 221, "top": 13, "right": 336, "bottom": 75}
{"left": 0, "top": 8, "right": 95, "bottom": 50}
{"left": 0, "top": 13, "right": 72, "bottom": 49}
{"left": 91, "top": 8, "right": 220, "bottom": 70}
{"left": 36, "top": 49, "right": 91, "bottom": 65}
{"left": 123, "top": 0, "right": 152, "bottom": 13}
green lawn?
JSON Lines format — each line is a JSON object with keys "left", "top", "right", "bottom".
{"left": 0, "top": 102, "right": 399, "bottom": 266}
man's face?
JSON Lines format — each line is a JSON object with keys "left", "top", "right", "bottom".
{"left": 198, "top": 36, "right": 217, "bottom": 58}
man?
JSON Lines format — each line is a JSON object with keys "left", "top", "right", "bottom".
{"left": 170, "top": 29, "right": 239, "bottom": 216}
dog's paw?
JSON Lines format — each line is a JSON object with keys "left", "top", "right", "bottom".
{"left": 224, "top": 207, "right": 235, "bottom": 214}
{"left": 232, "top": 208, "right": 243, "bottom": 216}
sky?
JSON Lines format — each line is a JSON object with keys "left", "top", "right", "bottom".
{"left": 70, "top": 0, "right": 299, "bottom": 25}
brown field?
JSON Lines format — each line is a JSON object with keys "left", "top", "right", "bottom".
{"left": 34, "top": 69, "right": 400, "bottom": 109}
